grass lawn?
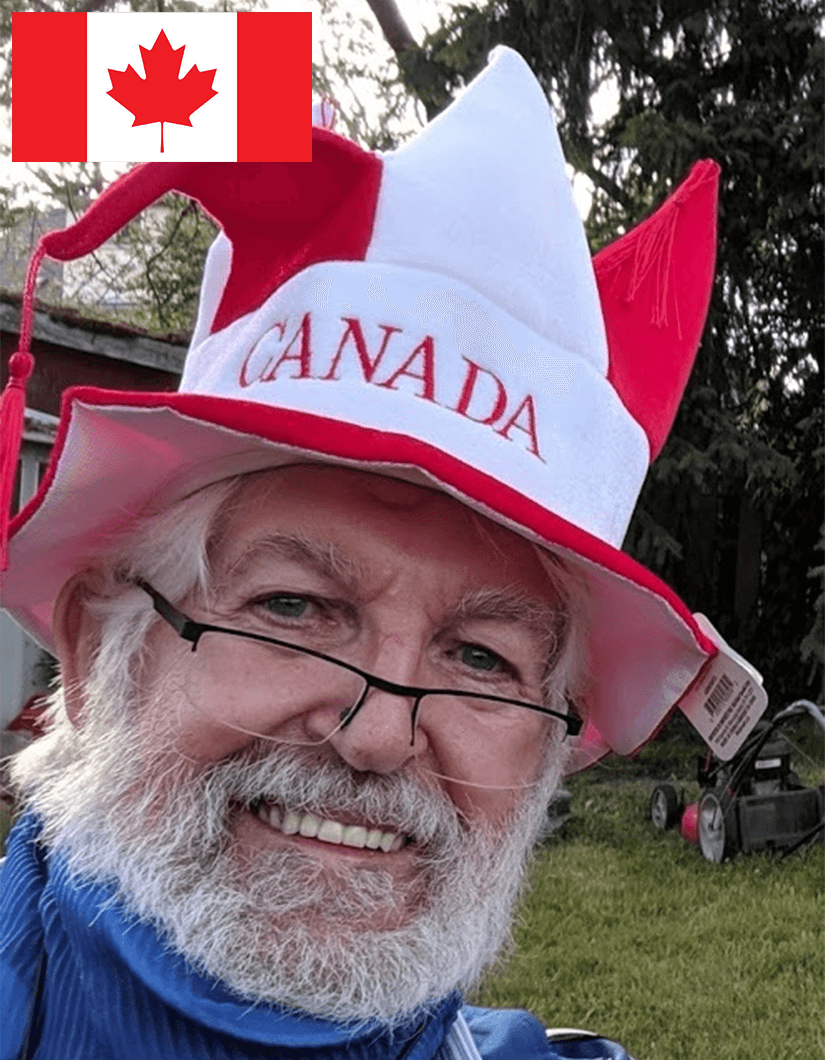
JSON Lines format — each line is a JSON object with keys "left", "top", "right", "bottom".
{"left": 3, "top": 715, "right": 822, "bottom": 1058}
{"left": 472, "top": 731, "right": 825, "bottom": 1060}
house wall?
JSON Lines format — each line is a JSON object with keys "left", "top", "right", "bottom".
{"left": 0, "top": 300, "right": 186, "bottom": 727}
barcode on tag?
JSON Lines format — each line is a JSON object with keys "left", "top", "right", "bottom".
{"left": 705, "top": 673, "right": 734, "bottom": 718}
{"left": 679, "top": 614, "right": 769, "bottom": 760}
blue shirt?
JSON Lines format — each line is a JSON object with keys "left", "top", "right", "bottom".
{"left": 1, "top": 814, "right": 632, "bottom": 1060}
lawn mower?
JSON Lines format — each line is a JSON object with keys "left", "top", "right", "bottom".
{"left": 649, "top": 699, "right": 825, "bottom": 862}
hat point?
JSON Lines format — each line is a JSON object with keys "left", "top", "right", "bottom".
{"left": 595, "top": 160, "right": 720, "bottom": 459}
{"left": 4, "top": 54, "right": 722, "bottom": 772}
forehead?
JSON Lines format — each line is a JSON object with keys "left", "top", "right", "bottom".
{"left": 212, "top": 465, "right": 554, "bottom": 601}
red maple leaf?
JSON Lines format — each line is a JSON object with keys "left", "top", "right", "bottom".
{"left": 107, "top": 30, "right": 218, "bottom": 154}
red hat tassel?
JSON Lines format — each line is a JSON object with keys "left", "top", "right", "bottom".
{"left": 597, "top": 160, "right": 719, "bottom": 336}
{"left": 595, "top": 160, "right": 720, "bottom": 461}
{"left": 0, "top": 242, "right": 45, "bottom": 571}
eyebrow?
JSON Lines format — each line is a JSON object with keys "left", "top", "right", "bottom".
{"left": 220, "top": 532, "right": 363, "bottom": 594}
{"left": 447, "top": 585, "right": 565, "bottom": 645}
{"left": 219, "top": 535, "right": 565, "bottom": 654}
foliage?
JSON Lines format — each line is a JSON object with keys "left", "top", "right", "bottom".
{"left": 473, "top": 777, "right": 825, "bottom": 1059}
{"left": 59, "top": 189, "right": 220, "bottom": 332}
{"left": 312, "top": 0, "right": 425, "bottom": 150}
{"left": 401, "top": 0, "right": 824, "bottom": 707}
{"left": 0, "top": 0, "right": 261, "bottom": 334}
{"left": 3, "top": 0, "right": 822, "bottom": 702}
{"left": 800, "top": 524, "right": 825, "bottom": 684}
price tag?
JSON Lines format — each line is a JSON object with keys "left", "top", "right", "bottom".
{"left": 678, "top": 614, "right": 769, "bottom": 760}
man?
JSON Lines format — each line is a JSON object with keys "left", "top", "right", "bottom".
{"left": 0, "top": 47, "right": 736, "bottom": 1059}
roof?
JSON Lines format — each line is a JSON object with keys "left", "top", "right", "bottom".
{"left": 1, "top": 291, "right": 189, "bottom": 375}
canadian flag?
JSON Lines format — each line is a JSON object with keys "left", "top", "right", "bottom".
{"left": 12, "top": 12, "right": 311, "bottom": 163}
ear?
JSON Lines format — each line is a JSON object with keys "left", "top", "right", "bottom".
{"left": 51, "top": 574, "right": 103, "bottom": 729}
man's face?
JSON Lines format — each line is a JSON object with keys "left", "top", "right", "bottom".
{"left": 157, "top": 464, "right": 559, "bottom": 837}
{"left": 52, "top": 466, "right": 570, "bottom": 1022}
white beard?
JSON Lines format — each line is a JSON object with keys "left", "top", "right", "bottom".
{"left": 17, "top": 688, "right": 564, "bottom": 1027}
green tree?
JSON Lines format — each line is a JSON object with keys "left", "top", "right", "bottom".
{"left": 4, "top": 0, "right": 822, "bottom": 702}
{"left": 392, "top": 0, "right": 824, "bottom": 705}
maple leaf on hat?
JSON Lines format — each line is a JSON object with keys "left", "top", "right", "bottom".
{"left": 107, "top": 30, "right": 218, "bottom": 154}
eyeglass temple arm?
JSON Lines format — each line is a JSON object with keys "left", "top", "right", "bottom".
{"left": 561, "top": 701, "right": 583, "bottom": 737}
{"left": 135, "top": 579, "right": 203, "bottom": 648}
{"left": 134, "top": 580, "right": 583, "bottom": 738}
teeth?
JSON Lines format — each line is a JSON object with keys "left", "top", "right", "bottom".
{"left": 317, "top": 820, "right": 343, "bottom": 844}
{"left": 282, "top": 811, "right": 301, "bottom": 835}
{"left": 255, "top": 804, "right": 405, "bottom": 853}
{"left": 299, "top": 812, "right": 320, "bottom": 838}
{"left": 342, "top": 825, "right": 367, "bottom": 848}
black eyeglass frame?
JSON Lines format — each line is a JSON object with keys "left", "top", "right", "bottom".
{"left": 135, "top": 579, "right": 583, "bottom": 744}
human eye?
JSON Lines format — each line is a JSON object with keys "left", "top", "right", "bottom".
{"left": 245, "top": 591, "right": 330, "bottom": 630}
{"left": 259, "top": 593, "right": 313, "bottom": 621}
{"left": 447, "top": 640, "right": 525, "bottom": 692}
{"left": 247, "top": 592, "right": 355, "bottom": 646}
{"left": 458, "top": 642, "right": 506, "bottom": 673}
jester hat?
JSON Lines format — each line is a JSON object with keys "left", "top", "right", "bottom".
{"left": 1, "top": 48, "right": 726, "bottom": 769}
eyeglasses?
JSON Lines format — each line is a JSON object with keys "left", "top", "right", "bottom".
{"left": 136, "top": 580, "right": 582, "bottom": 752}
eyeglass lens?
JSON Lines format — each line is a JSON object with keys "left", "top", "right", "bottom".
{"left": 173, "top": 629, "right": 559, "bottom": 790}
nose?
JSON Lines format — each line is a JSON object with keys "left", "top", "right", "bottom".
{"left": 314, "top": 683, "right": 432, "bottom": 775}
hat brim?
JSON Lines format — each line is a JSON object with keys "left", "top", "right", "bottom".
{"left": 4, "top": 386, "right": 716, "bottom": 771}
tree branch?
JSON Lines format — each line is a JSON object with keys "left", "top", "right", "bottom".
{"left": 362, "top": 0, "right": 418, "bottom": 55}
{"left": 561, "top": 134, "right": 633, "bottom": 211}
{"left": 583, "top": 161, "right": 633, "bottom": 211}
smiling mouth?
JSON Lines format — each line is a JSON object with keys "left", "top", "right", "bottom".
{"left": 249, "top": 799, "right": 410, "bottom": 853}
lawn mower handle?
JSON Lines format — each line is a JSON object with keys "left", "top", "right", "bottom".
{"left": 775, "top": 700, "right": 825, "bottom": 735}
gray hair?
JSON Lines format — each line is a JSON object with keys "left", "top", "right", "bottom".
{"left": 7, "top": 471, "right": 593, "bottom": 1022}
{"left": 10, "top": 470, "right": 591, "bottom": 810}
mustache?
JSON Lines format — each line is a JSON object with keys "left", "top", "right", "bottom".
{"left": 164, "top": 739, "right": 473, "bottom": 855}
{"left": 18, "top": 685, "right": 558, "bottom": 1025}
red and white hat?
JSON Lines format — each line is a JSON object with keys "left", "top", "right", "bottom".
{"left": 1, "top": 48, "right": 756, "bottom": 769}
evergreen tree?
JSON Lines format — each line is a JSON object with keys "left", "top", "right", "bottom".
{"left": 395, "top": 0, "right": 824, "bottom": 704}
{"left": 3, "top": 0, "right": 821, "bottom": 702}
